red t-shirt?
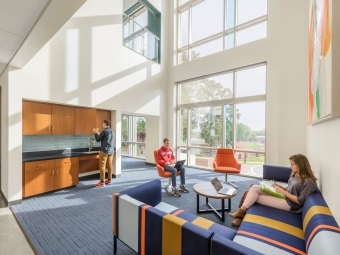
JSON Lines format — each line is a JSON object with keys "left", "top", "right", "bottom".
{"left": 157, "top": 146, "right": 175, "bottom": 167}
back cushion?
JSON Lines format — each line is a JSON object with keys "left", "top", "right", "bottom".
{"left": 302, "top": 193, "right": 340, "bottom": 254}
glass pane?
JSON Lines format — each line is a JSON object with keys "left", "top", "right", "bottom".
{"left": 136, "top": 117, "right": 146, "bottom": 142}
{"left": 178, "top": 50, "right": 189, "bottom": 64}
{"left": 122, "top": 142, "right": 130, "bottom": 155}
{"left": 133, "top": 19, "right": 143, "bottom": 33}
{"left": 179, "top": 109, "right": 188, "bottom": 146}
{"left": 235, "top": 101, "right": 265, "bottom": 155}
{"left": 143, "top": 31, "right": 158, "bottom": 61}
{"left": 192, "top": 0, "right": 224, "bottom": 42}
{"left": 180, "top": 10, "right": 189, "bottom": 47}
{"left": 190, "top": 106, "right": 223, "bottom": 147}
{"left": 191, "top": 37, "right": 223, "bottom": 60}
{"left": 137, "top": 143, "right": 146, "bottom": 158}
{"left": 225, "top": 104, "right": 233, "bottom": 148}
{"left": 236, "top": 21, "right": 267, "bottom": 46}
{"left": 180, "top": 72, "right": 233, "bottom": 104}
{"left": 178, "top": 147, "right": 188, "bottom": 162}
{"left": 225, "top": 32, "right": 234, "bottom": 49}
{"left": 237, "top": 0, "right": 267, "bottom": 25}
{"left": 179, "top": 0, "right": 189, "bottom": 5}
{"left": 225, "top": 0, "right": 235, "bottom": 29}
{"left": 135, "top": 10, "right": 148, "bottom": 27}
{"left": 122, "top": 115, "right": 129, "bottom": 142}
{"left": 235, "top": 65, "right": 266, "bottom": 97}
{"left": 188, "top": 148, "right": 217, "bottom": 168}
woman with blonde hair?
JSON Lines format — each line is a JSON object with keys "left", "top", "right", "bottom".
{"left": 229, "top": 154, "right": 318, "bottom": 226}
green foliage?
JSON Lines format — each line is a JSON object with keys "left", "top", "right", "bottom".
{"left": 122, "top": 115, "right": 128, "bottom": 141}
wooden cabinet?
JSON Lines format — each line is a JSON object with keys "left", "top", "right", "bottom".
{"left": 55, "top": 157, "right": 79, "bottom": 190}
{"left": 96, "top": 110, "right": 111, "bottom": 131}
{"left": 23, "top": 157, "right": 79, "bottom": 197}
{"left": 22, "top": 101, "right": 52, "bottom": 135}
{"left": 22, "top": 100, "right": 111, "bottom": 135}
{"left": 79, "top": 154, "right": 99, "bottom": 173}
{"left": 51, "top": 105, "right": 75, "bottom": 135}
{"left": 75, "top": 108, "right": 96, "bottom": 134}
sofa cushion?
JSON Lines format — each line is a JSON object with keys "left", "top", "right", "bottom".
{"left": 263, "top": 164, "right": 291, "bottom": 182}
{"left": 234, "top": 204, "right": 306, "bottom": 255}
{"left": 154, "top": 201, "right": 178, "bottom": 213}
{"left": 211, "top": 234, "right": 264, "bottom": 255}
{"left": 119, "top": 179, "right": 162, "bottom": 207}
{"left": 302, "top": 193, "right": 340, "bottom": 255}
{"left": 174, "top": 210, "right": 236, "bottom": 240}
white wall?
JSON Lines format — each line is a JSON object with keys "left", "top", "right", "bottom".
{"left": 0, "top": 67, "right": 9, "bottom": 199}
{"left": 166, "top": 0, "right": 309, "bottom": 166}
{"left": 1, "top": 0, "right": 167, "bottom": 202}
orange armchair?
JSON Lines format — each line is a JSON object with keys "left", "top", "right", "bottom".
{"left": 213, "top": 148, "right": 241, "bottom": 188}
{"left": 154, "top": 150, "right": 180, "bottom": 193}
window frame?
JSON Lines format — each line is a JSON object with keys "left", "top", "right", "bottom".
{"left": 177, "top": 0, "right": 268, "bottom": 64}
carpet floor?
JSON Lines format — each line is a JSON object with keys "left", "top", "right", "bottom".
{"left": 12, "top": 157, "right": 259, "bottom": 255}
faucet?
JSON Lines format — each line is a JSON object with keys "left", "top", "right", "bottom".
{"left": 88, "top": 137, "right": 95, "bottom": 151}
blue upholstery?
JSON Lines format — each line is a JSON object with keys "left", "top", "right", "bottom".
{"left": 120, "top": 179, "right": 162, "bottom": 207}
{"left": 211, "top": 234, "right": 264, "bottom": 255}
{"left": 181, "top": 222, "right": 213, "bottom": 255}
{"left": 262, "top": 164, "right": 291, "bottom": 182}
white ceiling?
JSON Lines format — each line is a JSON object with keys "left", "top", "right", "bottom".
{"left": 0, "top": 0, "right": 50, "bottom": 75}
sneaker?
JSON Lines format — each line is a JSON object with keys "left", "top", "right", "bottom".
{"left": 171, "top": 188, "right": 181, "bottom": 198}
{"left": 180, "top": 185, "right": 189, "bottom": 193}
{"left": 94, "top": 181, "right": 105, "bottom": 187}
{"left": 105, "top": 179, "right": 112, "bottom": 185}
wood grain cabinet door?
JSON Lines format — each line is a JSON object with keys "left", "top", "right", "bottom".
{"left": 51, "top": 105, "right": 75, "bottom": 135}
{"left": 96, "top": 110, "right": 111, "bottom": 131}
{"left": 54, "top": 157, "right": 79, "bottom": 189}
{"left": 24, "top": 169, "right": 55, "bottom": 197}
{"left": 22, "top": 101, "right": 52, "bottom": 135}
{"left": 75, "top": 108, "right": 96, "bottom": 134}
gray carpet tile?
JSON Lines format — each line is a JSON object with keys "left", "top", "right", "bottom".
{"left": 12, "top": 157, "right": 259, "bottom": 255}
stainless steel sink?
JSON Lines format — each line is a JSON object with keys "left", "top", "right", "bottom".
{"left": 83, "top": 151, "right": 99, "bottom": 154}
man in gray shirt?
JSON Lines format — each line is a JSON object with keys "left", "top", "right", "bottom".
{"left": 93, "top": 120, "right": 115, "bottom": 187}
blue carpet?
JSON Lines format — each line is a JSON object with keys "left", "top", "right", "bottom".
{"left": 12, "top": 157, "right": 258, "bottom": 255}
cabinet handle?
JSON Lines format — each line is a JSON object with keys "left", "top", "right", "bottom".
{"left": 56, "top": 170, "right": 58, "bottom": 175}
{"left": 52, "top": 170, "right": 55, "bottom": 175}
{"left": 53, "top": 126, "right": 55, "bottom": 130}
{"left": 64, "top": 162, "right": 70, "bottom": 164}
{"left": 48, "top": 126, "right": 50, "bottom": 130}
{"left": 37, "top": 165, "right": 44, "bottom": 167}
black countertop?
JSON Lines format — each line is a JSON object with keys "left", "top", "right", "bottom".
{"left": 22, "top": 147, "right": 101, "bottom": 162}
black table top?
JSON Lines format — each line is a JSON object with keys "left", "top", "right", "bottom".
{"left": 22, "top": 147, "right": 101, "bottom": 162}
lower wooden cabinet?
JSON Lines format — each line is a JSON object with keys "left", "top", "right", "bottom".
{"left": 23, "top": 157, "right": 79, "bottom": 198}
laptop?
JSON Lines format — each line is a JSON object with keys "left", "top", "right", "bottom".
{"left": 175, "top": 159, "right": 186, "bottom": 166}
{"left": 211, "top": 177, "right": 236, "bottom": 196}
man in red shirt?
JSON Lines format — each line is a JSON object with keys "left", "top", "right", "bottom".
{"left": 157, "top": 138, "right": 189, "bottom": 197}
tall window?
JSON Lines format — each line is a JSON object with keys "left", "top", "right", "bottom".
{"left": 178, "top": 0, "right": 267, "bottom": 64}
{"left": 177, "top": 63, "right": 266, "bottom": 177}
{"left": 121, "top": 115, "right": 146, "bottom": 158}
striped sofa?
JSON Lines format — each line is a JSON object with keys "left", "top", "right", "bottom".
{"left": 112, "top": 165, "right": 340, "bottom": 255}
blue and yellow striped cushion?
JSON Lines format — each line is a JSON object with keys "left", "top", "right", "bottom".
{"left": 302, "top": 193, "right": 340, "bottom": 254}
{"left": 234, "top": 204, "right": 306, "bottom": 255}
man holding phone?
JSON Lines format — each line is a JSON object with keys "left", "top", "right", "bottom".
{"left": 157, "top": 138, "right": 189, "bottom": 197}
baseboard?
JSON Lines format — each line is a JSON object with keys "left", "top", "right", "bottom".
{"left": 145, "top": 162, "right": 156, "bottom": 166}
{"left": 0, "top": 190, "right": 22, "bottom": 206}
{"left": 113, "top": 174, "right": 121, "bottom": 178}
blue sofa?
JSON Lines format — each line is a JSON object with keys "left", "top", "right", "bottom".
{"left": 112, "top": 165, "right": 340, "bottom": 255}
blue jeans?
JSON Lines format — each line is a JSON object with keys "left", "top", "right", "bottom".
{"left": 164, "top": 163, "right": 185, "bottom": 187}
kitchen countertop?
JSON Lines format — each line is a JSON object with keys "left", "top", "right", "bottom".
{"left": 22, "top": 147, "right": 101, "bottom": 162}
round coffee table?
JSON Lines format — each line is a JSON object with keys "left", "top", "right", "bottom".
{"left": 193, "top": 182, "right": 237, "bottom": 222}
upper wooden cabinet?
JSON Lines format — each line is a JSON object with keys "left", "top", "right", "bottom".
{"left": 96, "top": 110, "right": 111, "bottom": 132}
{"left": 51, "top": 105, "right": 75, "bottom": 135}
{"left": 75, "top": 107, "right": 96, "bottom": 134}
{"left": 23, "top": 101, "right": 52, "bottom": 135}
{"left": 22, "top": 100, "right": 111, "bottom": 136}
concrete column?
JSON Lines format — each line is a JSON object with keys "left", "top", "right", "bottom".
{"left": 111, "top": 110, "right": 121, "bottom": 177}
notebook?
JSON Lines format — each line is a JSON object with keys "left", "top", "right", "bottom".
{"left": 211, "top": 177, "right": 236, "bottom": 196}
{"left": 259, "top": 181, "right": 286, "bottom": 199}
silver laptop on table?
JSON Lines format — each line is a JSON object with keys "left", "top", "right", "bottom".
{"left": 211, "top": 177, "right": 236, "bottom": 196}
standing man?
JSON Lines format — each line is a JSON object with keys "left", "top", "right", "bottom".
{"left": 157, "top": 138, "right": 189, "bottom": 197}
{"left": 93, "top": 120, "right": 115, "bottom": 187}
